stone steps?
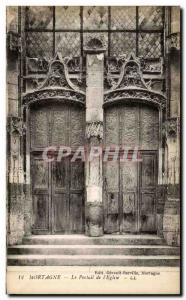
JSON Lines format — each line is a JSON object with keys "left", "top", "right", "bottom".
{"left": 7, "top": 254, "right": 180, "bottom": 266}
{"left": 21, "top": 234, "right": 167, "bottom": 245}
{"left": 7, "top": 234, "right": 180, "bottom": 267}
{"left": 8, "top": 244, "right": 180, "bottom": 256}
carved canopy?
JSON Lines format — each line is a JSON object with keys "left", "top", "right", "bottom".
{"left": 104, "top": 53, "right": 166, "bottom": 109}
{"left": 23, "top": 53, "right": 86, "bottom": 107}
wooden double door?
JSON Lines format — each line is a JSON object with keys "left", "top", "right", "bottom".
{"left": 104, "top": 151, "right": 158, "bottom": 233}
{"left": 31, "top": 154, "right": 84, "bottom": 234}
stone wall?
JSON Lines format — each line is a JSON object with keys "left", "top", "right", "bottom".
{"left": 7, "top": 7, "right": 25, "bottom": 245}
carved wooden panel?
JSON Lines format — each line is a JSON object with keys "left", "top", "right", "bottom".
{"left": 30, "top": 103, "right": 85, "bottom": 233}
{"left": 121, "top": 106, "right": 139, "bottom": 147}
{"left": 69, "top": 160, "right": 84, "bottom": 233}
{"left": 69, "top": 194, "right": 84, "bottom": 233}
{"left": 141, "top": 193, "right": 155, "bottom": 215}
{"left": 53, "top": 159, "right": 68, "bottom": 190}
{"left": 32, "top": 156, "right": 49, "bottom": 233}
{"left": 139, "top": 153, "right": 157, "bottom": 232}
{"left": 70, "top": 161, "right": 84, "bottom": 190}
{"left": 104, "top": 106, "right": 119, "bottom": 146}
{"left": 52, "top": 159, "right": 68, "bottom": 233}
{"left": 52, "top": 158, "right": 84, "bottom": 233}
{"left": 104, "top": 104, "right": 159, "bottom": 150}
{"left": 121, "top": 161, "right": 138, "bottom": 232}
{"left": 30, "top": 104, "right": 85, "bottom": 150}
{"left": 103, "top": 150, "right": 157, "bottom": 233}
{"left": 70, "top": 106, "right": 85, "bottom": 149}
{"left": 32, "top": 159, "right": 48, "bottom": 190}
{"left": 52, "top": 106, "right": 67, "bottom": 146}
{"left": 104, "top": 160, "right": 119, "bottom": 233}
{"left": 140, "top": 192, "right": 156, "bottom": 232}
{"left": 104, "top": 161, "right": 119, "bottom": 190}
{"left": 53, "top": 193, "right": 68, "bottom": 232}
{"left": 33, "top": 194, "right": 49, "bottom": 230}
{"left": 32, "top": 155, "right": 84, "bottom": 233}
{"left": 140, "top": 106, "right": 159, "bottom": 150}
{"left": 141, "top": 153, "right": 156, "bottom": 187}
{"left": 30, "top": 108, "right": 48, "bottom": 149}
{"left": 121, "top": 161, "right": 137, "bottom": 189}
{"left": 106, "top": 192, "right": 119, "bottom": 233}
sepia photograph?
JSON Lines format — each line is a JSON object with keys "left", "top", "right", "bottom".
{"left": 6, "top": 4, "right": 181, "bottom": 295}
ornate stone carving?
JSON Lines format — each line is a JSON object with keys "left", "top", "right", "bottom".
{"left": 40, "top": 59, "right": 73, "bottom": 90}
{"left": 115, "top": 53, "right": 149, "bottom": 90}
{"left": 86, "top": 121, "right": 103, "bottom": 139}
{"left": 7, "top": 31, "right": 21, "bottom": 53}
{"left": 105, "top": 73, "right": 118, "bottom": 89}
{"left": 66, "top": 56, "right": 84, "bottom": 73}
{"left": 23, "top": 88, "right": 85, "bottom": 106}
{"left": 84, "top": 37, "right": 106, "bottom": 53}
{"left": 104, "top": 88, "right": 166, "bottom": 108}
{"left": 164, "top": 117, "right": 179, "bottom": 138}
{"left": 23, "top": 53, "right": 86, "bottom": 106}
{"left": 7, "top": 116, "right": 26, "bottom": 136}
{"left": 140, "top": 57, "right": 163, "bottom": 74}
{"left": 104, "top": 53, "right": 166, "bottom": 108}
{"left": 26, "top": 57, "right": 49, "bottom": 74}
{"left": 106, "top": 57, "right": 123, "bottom": 73}
{"left": 167, "top": 33, "right": 180, "bottom": 51}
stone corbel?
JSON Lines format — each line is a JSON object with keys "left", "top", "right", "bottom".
{"left": 86, "top": 121, "right": 103, "bottom": 140}
{"left": 7, "top": 31, "right": 22, "bottom": 54}
{"left": 7, "top": 116, "right": 26, "bottom": 136}
{"left": 163, "top": 117, "right": 179, "bottom": 139}
{"left": 167, "top": 33, "right": 180, "bottom": 51}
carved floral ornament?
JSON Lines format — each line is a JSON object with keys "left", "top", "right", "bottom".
{"left": 86, "top": 121, "right": 103, "bottom": 139}
{"left": 7, "top": 116, "right": 26, "bottom": 136}
{"left": 167, "top": 33, "right": 180, "bottom": 51}
{"left": 84, "top": 37, "right": 107, "bottom": 54}
{"left": 104, "top": 53, "right": 166, "bottom": 108}
{"left": 23, "top": 53, "right": 86, "bottom": 107}
{"left": 163, "top": 117, "right": 180, "bottom": 138}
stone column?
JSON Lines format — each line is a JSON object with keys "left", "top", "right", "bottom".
{"left": 163, "top": 7, "right": 180, "bottom": 246}
{"left": 84, "top": 39, "right": 106, "bottom": 236}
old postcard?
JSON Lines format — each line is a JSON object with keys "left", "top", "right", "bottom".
{"left": 6, "top": 6, "right": 181, "bottom": 295}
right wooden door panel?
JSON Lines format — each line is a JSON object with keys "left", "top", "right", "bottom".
{"left": 104, "top": 104, "right": 159, "bottom": 234}
{"left": 139, "top": 153, "right": 157, "bottom": 232}
{"left": 121, "top": 161, "right": 138, "bottom": 233}
{"left": 104, "top": 152, "right": 157, "bottom": 233}
{"left": 69, "top": 160, "right": 84, "bottom": 233}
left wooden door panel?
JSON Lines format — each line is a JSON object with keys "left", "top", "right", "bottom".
{"left": 69, "top": 161, "right": 84, "bottom": 233}
{"left": 52, "top": 159, "right": 69, "bottom": 233}
{"left": 32, "top": 156, "right": 50, "bottom": 233}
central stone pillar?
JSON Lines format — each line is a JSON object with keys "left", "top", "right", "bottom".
{"left": 84, "top": 39, "right": 105, "bottom": 236}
